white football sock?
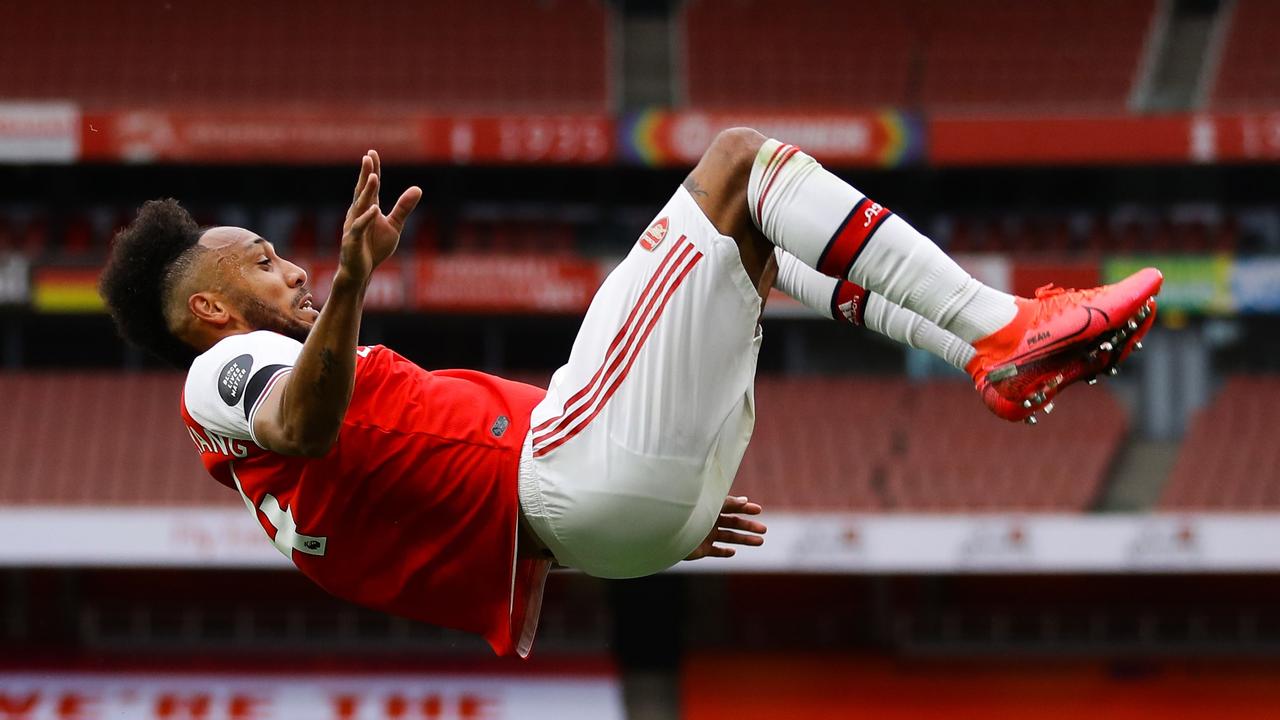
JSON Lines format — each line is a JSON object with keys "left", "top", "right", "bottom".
{"left": 863, "top": 294, "right": 976, "bottom": 371}
{"left": 774, "top": 249, "right": 975, "bottom": 371}
{"left": 748, "top": 138, "right": 1017, "bottom": 344}
{"left": 774, "top": 247, "right": 843, "bottom": 320}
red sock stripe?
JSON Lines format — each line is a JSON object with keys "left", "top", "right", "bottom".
{"left": 750, "top": 142, "right": 788, "bottom": 227}
{"left": 535, "top": 248, "right": 704, "bottom": 458}
{"left": 817, "top": 197, "right": 893, "bottom": 279}
{"left": 754, "top": 144, "right": 800, "bottom": 229}
{"left": 830, "top": 281, "right": 869, "bottom": 327}
{"left": 530, "top": 235, "right": 691, "bottom": 436}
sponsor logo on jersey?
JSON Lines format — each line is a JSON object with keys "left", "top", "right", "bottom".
{"left": 491, "top": 415, "right": 510, "bottom": 438}
{"left": 639, "top": 217, "right": 669, "bottom": 251}
{"left": 219, "top": 354, "right": 253, "bottom": 406}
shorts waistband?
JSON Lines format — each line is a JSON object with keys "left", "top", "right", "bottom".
{"left": 517, "top": 429, "right": 560, "bottom": 563}
{"left": 517, "top": 429, "right": 545, "bottom": 519}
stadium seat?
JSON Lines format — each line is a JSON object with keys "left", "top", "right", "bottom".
{"left": 287, "top": 212, "right": 319, "bottom": 257}
{"left": 682, "top": 0, "right": 915, "bottom": 110}
{"left": 0, "top": 213, "right": 51, "bottom": 257}
{"left": 682, "top": 0, "right": 1156, "bottom": 113}
{"left": 1210, "top": 0, "right": 1280, "bottom": 109}
{"left": 915, "top": 0, "right": 1154, "bottom": 114}
{"left": 939, "top": 208, "right": 1238, "bottom": 256}
{"left": 734, "top": 378, "right": 899, "bottom": 510}
{"left": 736, "top": 376, "right": 1127, "bottom": 512}
{"left": 59, "top": 214, "right": 97, "bottom": 258}
{"left": 0, "top": 0, "right": 611, "bottom": 112}
{"left": 1160, "top": 376, "right": 1280, "bottom": 509}
{"left": 0, "top": 214, "right": 14, "bottom": 253}
{"left": 0, "top": 373, "right": 231, "bottom": 505}
{"left": 0, "top": 371, "right": 1128, "bottom": 513}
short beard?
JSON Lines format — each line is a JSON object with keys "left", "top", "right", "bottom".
{"left": 236, "top": 290, "right": 312, "bottom": 343}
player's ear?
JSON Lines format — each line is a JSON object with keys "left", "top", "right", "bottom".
{"left": 188, "top": 291, "right": 232, "bottom": 327}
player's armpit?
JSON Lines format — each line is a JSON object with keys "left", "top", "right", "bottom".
{"left": 251, "top": 373, "right": 336, "bottom": 457}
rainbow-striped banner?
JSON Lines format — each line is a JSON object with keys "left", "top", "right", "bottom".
{"left": 620, "top": 109, "right": 923, "bottom": 168}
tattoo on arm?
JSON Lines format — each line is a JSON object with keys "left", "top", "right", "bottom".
{"left": 313, "top": 347, "right": 335, "bottom": 398}
{"left": 682, "top": 176, "right": 710, "bottom": 199}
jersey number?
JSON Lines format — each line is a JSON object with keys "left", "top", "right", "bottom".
{"left": 231, "top": 466, "right": 327, "bottom": 559}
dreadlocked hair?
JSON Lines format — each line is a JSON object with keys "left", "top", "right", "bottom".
{"left": 98, "top": 199, "right": 204, "bottom": 367}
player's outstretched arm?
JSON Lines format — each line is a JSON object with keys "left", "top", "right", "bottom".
{"left": 684, "top": 496, "right": 767, "bottom": 561}
{"left": 254, "top": 151, "right": 422, "bottom": 457}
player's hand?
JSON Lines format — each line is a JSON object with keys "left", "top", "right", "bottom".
{"left": 684, "top": 496, "right": 766, "bottom": 561}
{"left": 339, "top": 150, "right": 423, "bottom": 281}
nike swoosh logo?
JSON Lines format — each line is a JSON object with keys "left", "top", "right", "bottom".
{"left": 1003, "top": 306, "right": 1112, "bottom": 366}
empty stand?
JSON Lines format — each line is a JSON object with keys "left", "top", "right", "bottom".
{"left": 0, "top": 1, "right": 611, "bottom": 112}
{"left": 453, "top": 218, "right": 578, "bottom": 255}
{"left": 915, "top": 0, "right": 1155, "bottom": 114}
{"left": 942, "top": 208, "right": 1239, "bottom": 255}
{"left": 1210, "top": 0, "right": 1280, "bottom": 110}
{"left": 1160, "top": 375, "right": 1280, "bottom": 509}
{"left": 736, "top": 376, "right": 1128, "bottom": 512}
{"left": 0, "top": 212, "right": 51, "bottom": 258}
{"left": 733, "top": 378, "right": 901, "bottom": 510}
{"left": 682, "top": 0, "right": 915, "bottom": 109}
{"left": 883, "top": 381, "right": 1126, "bottom": 511}
{"left": 6, "top": 201, "right": 1248, "bottom": 266}
{"left": 0, "top": 373, "right": 1127, "bottom": 512}
{"left": 682, "top": 0, "right": 1156, "bottom": 113}
{"left": 0, "top": 373, "right": 229, "bottom": 505}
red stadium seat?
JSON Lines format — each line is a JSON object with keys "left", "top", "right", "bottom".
{"left": 0, "top": 1, "right": 611, "bottom": 112}
{"left": 734, "top": 378, "right": 899, "bottom": 511}
{"left": 682, "top": 0, "right": 1155, "bottom": 113}
{"left": 735, "top": 376, "right": 1127, "bottom": 512}
{"left": 0, "top": 372, "right": 1127, "bottom": 513}
{"left": 0, "top": 373, "right": 232, "bottom": 506}
{"left": 0, "top": 215, "right": 14, "bottom": 252}
{"left": 19, "top": 216, "right": 51, "bottom": 257}
{"left": 288, "top": 212, "right": 319, "bottom": 257}
{"left": 1210, "top": 0, "right": 1280, "bottom": 109}
{"left": 1160, "top": 376, "right": 1280, "bottom": 510}
{"left": 682, "top": 0, "right": 915, "bottom": 110}
{"left": 915, "top": 0, "right": 1154, "bottom": 114}
{"left": 939, "top": 208, "right": 1239, "bottom": 257}
{"left": 59, "top": 214, "right": 97, "bottom": 257}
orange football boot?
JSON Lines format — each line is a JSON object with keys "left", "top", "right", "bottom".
{"left": 966, "top": 268, "right": 1163, "bottom": 424}
{"left": 968, "top": 298, "right": 1159, "bottom": 423}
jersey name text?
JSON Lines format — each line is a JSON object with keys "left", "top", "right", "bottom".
{"left": 187, "top": 424, "right": 249, "bottom": 458}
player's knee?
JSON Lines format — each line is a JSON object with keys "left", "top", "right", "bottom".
{"left": 685, "top": 128, "right": 768, "bottom": 245}
{"left": 704, "top": 127, "right": 766, "bottom": 181}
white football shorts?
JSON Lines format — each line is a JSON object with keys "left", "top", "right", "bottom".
{"left": 519, "top": 186, "right": 763, "bottom": 578}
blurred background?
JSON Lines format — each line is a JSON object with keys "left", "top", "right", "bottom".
{"left": 1, "top": 0, "right": 1279, "bottom": 717}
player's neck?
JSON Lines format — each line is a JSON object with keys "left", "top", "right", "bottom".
{"left": 185, "top": 319, "right": 253, "bottom": 356}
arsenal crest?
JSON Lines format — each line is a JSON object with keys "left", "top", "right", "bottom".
{"left": 639, "top": 217, "right": 669, "bottom": 251}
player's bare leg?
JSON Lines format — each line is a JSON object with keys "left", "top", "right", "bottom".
{"left": 684, "top": 127, "right": 1162, "bottom": 422}
{"left": 679, "top": 127, "right": 778, "bottom": 309}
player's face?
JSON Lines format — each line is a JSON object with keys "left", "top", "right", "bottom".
{"left": 198, "top": 227, "right": 317, "bottom": 342}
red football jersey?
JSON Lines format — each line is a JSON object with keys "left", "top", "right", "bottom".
{"left": 180, "top": 330, "right": 549, "bottom": 656}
